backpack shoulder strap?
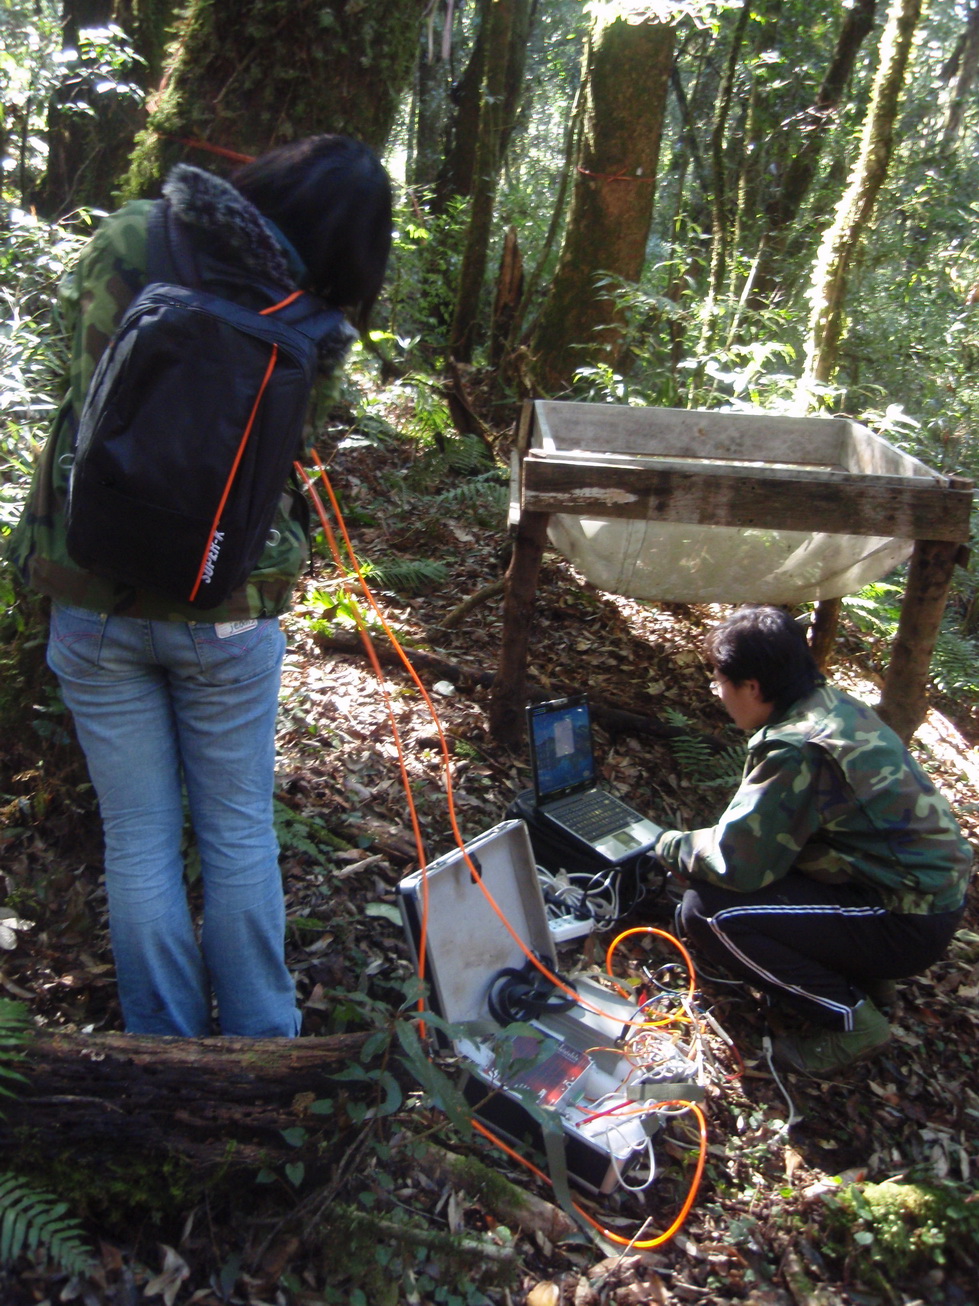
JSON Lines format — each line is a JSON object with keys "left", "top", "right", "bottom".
{"left": 145, "top": 199, "right": 201, "bottom": 289}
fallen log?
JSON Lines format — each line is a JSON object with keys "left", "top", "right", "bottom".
{"left": 0, "top": 1029, "right": 368, "bottom": 1172}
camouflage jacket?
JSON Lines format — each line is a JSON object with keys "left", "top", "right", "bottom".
{"left": 5, "top": 164, "right": 350, "bottom": 621}
{"left": 655, "top": 684, "right": 973, "bottom": 914}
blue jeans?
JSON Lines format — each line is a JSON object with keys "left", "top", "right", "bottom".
{"left": 47, "top": 602, "right": 301, "bottom": 1038}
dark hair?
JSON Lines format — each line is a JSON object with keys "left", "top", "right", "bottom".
{"left": 703, "top": 605, "right": 824, "bottom": 713}
{"left": 233, "top": 135, "right": 392, "bottom": 327}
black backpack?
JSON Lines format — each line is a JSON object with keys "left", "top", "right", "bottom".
{"left": 64, "top": 201, "right": 351, "bottom": 608}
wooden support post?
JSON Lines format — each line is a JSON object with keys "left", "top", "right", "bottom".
{"left": 878, "top": 539, "right": 965, "bottom": 743}
{"left": 489, "top": 509, "right": 549, "bottom": 745}
{"left": 810, "top": 597, "right": 842, "bottom": 671}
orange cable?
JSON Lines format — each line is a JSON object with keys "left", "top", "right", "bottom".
{"left": 298, "top": 456, "right": 708, "bottom": 1245}
{"left": 304, "top": 452, "right": 672, "bottom": 1033}
{"left": 471, "top": 1100, "right": 707, "bottom": 1249}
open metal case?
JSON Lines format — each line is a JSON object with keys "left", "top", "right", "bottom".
{"left": 397, "top": 820, "right": 661, "bottom": 1195}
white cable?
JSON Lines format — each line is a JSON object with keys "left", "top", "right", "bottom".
{"left": 762, "top": 1035, "right": 804, "bottom": 1131}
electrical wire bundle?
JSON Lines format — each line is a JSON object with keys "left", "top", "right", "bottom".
{"left": 537, "top": 847, "right": 666, "bottom": 932}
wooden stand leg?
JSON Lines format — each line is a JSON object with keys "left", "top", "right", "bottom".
{"left": 489, "top": 510, "right": 549, "bottom": 745}
{"left": 878, "top": 539, "right": 963, "bottom": 743}
{"left": 809, "top": 597, "right": 841, "bottom": 671}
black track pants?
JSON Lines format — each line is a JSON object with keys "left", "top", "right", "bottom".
{"left": 679, "top": 873, "right": 963, "bottom": 1030}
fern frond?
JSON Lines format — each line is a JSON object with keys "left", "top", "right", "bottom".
{"left": 0, "top": 1001, "right": 31, "bottom": 1099}
{"left": 403, "top": 435, "right": 492, "bottom": 490}
{"left": 0, "top": 1173, "right": 93, "bottom": 1275}
{"left": 931, "top": 624, "right": 979, "bottom": 700}
{"left": 429, "top": 475, "right": 508, "bottom": 526}
{"left": 663, "top": 708, "right": 746, "bottom": 788}
{"left": 370, "top": 556, "right": 448, "bottom": 596}
{"left": 441, "top": 434, "right": 492, "bottom": 475}
{"left": 842, "top": 582, "right": 904, "bottom": 640}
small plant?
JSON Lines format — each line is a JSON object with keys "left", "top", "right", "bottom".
{"left": 663, "top": 708, "right": 747, "bottom": 789}
{"left": 822, "top": 1177, "right": 979, "bottom": 1282}
{"left": 0, "top": 1001, "right": 94, "bottom": 1275}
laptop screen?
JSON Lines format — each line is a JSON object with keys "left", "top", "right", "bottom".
{"left": 528, "top": 695, "right": 596, "bottom": 802}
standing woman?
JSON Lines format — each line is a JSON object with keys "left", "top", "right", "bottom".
{"left": 7, "top": 136, "right": 393, "bottom": 1037}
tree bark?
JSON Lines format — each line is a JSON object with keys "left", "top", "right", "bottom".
{"left": 809, "top": 597, "right": 841, "bottom": 671}
{"left": 409, "top": 4, "right": 456, "bottom": 189}
{"left": 490, "top": 226, "right": 524, "bottom": 368}
{"left": 121, "top": 0, "right": 427, "bottom": 197}
{"left": 449, "top": 0, "right": 519, "bottom": 361}
{"left": 529, "top": 13, "right": 675, "bottom": 392}
{"left": 799, "top": 0, "right": 921, "bottom": 398}
{"left": 488, "top": 507, "right": 549, "bottom": 745}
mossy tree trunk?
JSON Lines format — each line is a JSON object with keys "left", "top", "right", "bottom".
{"left": 799, "top": 0, "right": 921, "bottom": 400}
{"left": 121, "top": 0, "right": 427, "bottom": 199}
{"left": 528, "top": 13, "right": 675, "bottom": 393}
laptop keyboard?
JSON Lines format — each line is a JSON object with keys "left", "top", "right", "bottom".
{"left": 547, "top": 790, "right": 630, "bottom": 840}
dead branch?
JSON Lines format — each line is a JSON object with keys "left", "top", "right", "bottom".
{"left": 439, "top": 577, "right": 506, "bottom": 629}
{"left": 412, "top": 1141, "right": 577, "bottom": 1244}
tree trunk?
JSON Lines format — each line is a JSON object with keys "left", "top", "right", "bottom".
{"left": 490, "top": 225, "right": 523, "bottom": 368}
{"left": 435, "top": 0, "right": 532, "bottom": 212}
{"left": 879, "top": 539, "right": 968, "bottom": 742}
{"left": 529, "top": 13, "right": 675, "bottom": 392}
{"left": 409, "top": 12, "right": 455, "bottom": 190}
{"left": 433, "top": 0, "right": 487, "bottom": 210}
{"left": 449, "top": 0, "right": 518, "bottom": 361}
{"left": 121, "top": 0, "right": 427, "bottom": 197}
{"left": 37, "top": 0, "right": 176, "bottom": 216}
{"left": 704, "top": 0, "right": 752, "bottom": 319}
{"left": 749, "top": 0, "right": 878, "bottom": 309}
{"left": 799, "top": 0, "right": 921, "bottom": 398}
{"left": 941, "top": 0, "right": 979, "bottom": 143}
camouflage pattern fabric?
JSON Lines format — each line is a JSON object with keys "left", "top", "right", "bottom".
{"left": 5, "top": 200, "right": 312, "bottom": 621}
{"left": 655, "top": 684, "right": 973, "bottom": 914}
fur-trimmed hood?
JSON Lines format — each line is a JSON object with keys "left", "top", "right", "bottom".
{"left": 162, "top": 163, "right": 294, "bottom": 287}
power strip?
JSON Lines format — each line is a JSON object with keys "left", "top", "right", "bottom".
{"left": 548, "top": 914, "right": 595, "bottom": 943}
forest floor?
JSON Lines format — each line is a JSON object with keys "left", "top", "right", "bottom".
{"left": 2, "top": 372, "right": 979, "bottom": 1306}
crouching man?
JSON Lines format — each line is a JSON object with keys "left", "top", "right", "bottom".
{"left": 653, "top": 605, "right": 973, "bottom": 1076}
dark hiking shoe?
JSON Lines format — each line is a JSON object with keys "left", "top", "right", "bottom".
{"left": 772, "top": 999, "right": 891, "bottom": 1077}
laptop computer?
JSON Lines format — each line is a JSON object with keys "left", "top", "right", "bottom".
{"left": 527, "top": 694, "right": 664, "bottom": 862}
